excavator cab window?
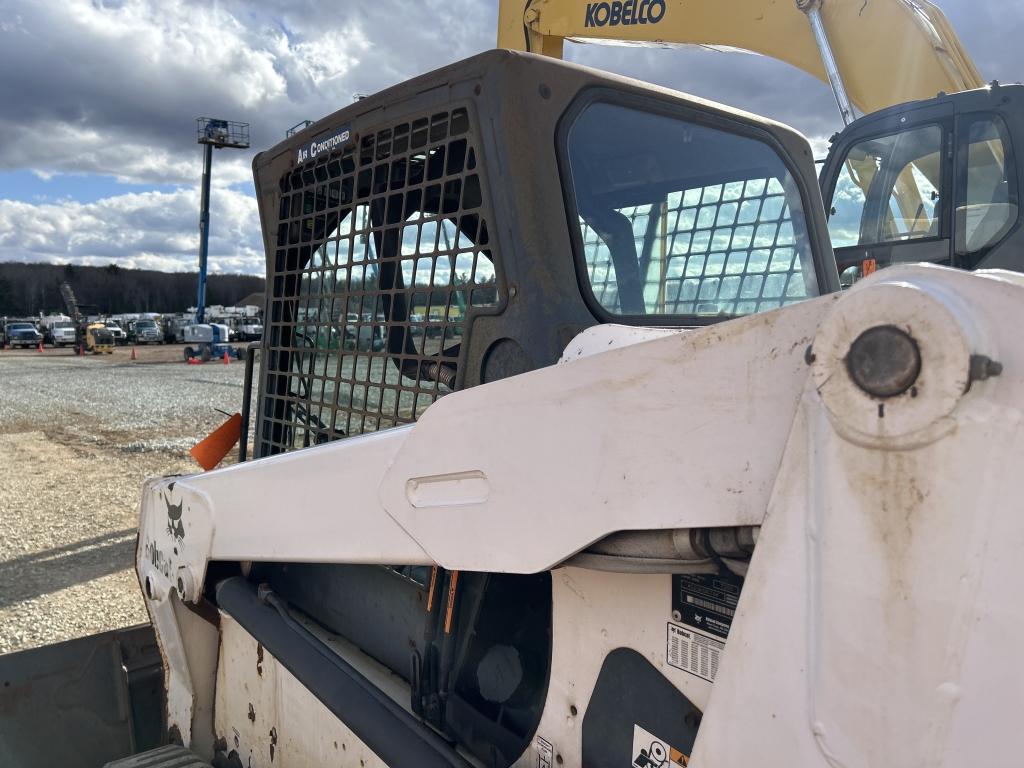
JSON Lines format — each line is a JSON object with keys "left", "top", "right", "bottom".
{"left": 822, "top": 103, "right": 969, "bottom": 284}
{"left": 955, "top": 113, "right": 1019, "bottom": 266}
{"left": 829, "top": 125, "right": 944, "bottom": 251}
{"left": 823, "top": 86, "right": 1024, "bottom": 280}
{"left": 827, "top": 101, "right": 1024, "bottom": 282}
{"left": 564, "top": 99, "right": 821, "bottom": 321}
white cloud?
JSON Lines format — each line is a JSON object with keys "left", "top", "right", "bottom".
{"left": 0, "top": 0, "right": 380, "bottom": 185}
{"left": 0, "top": 187, "right": 262, "bottom": 273}
{"left": 0, "top": 0, "right": 1020, "bottom": 274}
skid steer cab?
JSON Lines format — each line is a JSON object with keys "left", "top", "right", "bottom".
{"left": 183, "top": 322, "right": 242, "bottom": 362}
{"left": 125, "top": 48, "right": 836, "bottom": 768}
{"left": 821, "top": 81, "right": 1024, "bottom": 284}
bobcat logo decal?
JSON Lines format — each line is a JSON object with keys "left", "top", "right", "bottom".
{"left": 163, "top": 491, "right": 185, "bottom": 542}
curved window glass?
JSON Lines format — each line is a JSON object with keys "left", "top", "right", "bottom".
{"left": 956, "top": 114, "right": 1018, "bottom": 258}
{"left": 827, "top": 125, "right": 943, "bottom": 249}
{"left": 565, "top": 101, "right": 819, "bottom": 319}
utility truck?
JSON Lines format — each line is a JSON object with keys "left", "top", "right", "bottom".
{"left": 39, "top": 313, "right": 75, "bottom": 346}
{"left": 2, "top": 3, "right": 1024, "bottom": 768}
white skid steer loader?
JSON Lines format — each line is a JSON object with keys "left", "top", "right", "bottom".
{"left": 4, "top": 51, "right": 1024, "bottom": 768}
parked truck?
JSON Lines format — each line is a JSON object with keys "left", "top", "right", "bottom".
{"left": 3, "top": 320, "right": 43, "bottom": 349}
{"left": 128, "top": 318, "right": 164, "bottom": 345}
{"left": 39, "top": 314, "right": 75, "bottom": 346}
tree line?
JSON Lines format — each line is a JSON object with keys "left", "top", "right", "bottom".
{"left": 0, "top": 262, "right": 265, "bottom": 317}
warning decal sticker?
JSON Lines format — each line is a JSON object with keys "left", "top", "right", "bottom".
{"left": 667, "top": 622, "right": 725, "bottom": 683}
{"left": 631, "top": 723, "right": 689, "bottom": 767}
{"left": 536, "top": 735, "right": 553, "bottom": 768}
{"left": 671, "top": 572, "right": 742, "bottom": 639}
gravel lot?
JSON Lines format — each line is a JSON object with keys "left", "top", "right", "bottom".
{"left": 0, "top": 345, "right": 253, "bottom": 653}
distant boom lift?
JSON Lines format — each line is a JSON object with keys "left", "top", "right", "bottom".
{"left": 184, "top": 120, "right": 251, "bottom": 362}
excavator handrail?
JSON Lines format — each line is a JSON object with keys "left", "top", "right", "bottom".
{"left": 497, "top": 0, "right": 985, "bottom": 119}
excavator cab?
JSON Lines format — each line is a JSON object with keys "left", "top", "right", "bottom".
{"left": 821, "top": 83, "right": 1023, "bottom": 284}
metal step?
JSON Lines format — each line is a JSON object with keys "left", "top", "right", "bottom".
{"left": 104, "top": 744, "right": 211, "bottom": 768}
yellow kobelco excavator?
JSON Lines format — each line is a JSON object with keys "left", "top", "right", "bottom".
{"left": 2, "top": 4, "right": 1024, "bottom": 768}
{"left": 498, "top": 0, "right": 982, "bottom": 112}
{"left": 499, "top": 0, "right": 1023, "bottom": 281}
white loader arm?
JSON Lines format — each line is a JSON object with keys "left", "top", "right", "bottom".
{"left": 137, "top": 264, "right": 1024, "bottom": 765}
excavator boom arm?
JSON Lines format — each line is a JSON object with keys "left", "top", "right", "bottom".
{"left": 498, "top": 0, "right": 984, "bottom": 116}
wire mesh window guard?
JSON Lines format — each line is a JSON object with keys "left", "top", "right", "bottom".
{"left": 580, "top": 177, "right": 813, "bottom": 316}
{"left": 259, "top": 107, "right": 500, "bottom": 456}
{"left": 567, "top": 101, "right": 819, "bottom": 318}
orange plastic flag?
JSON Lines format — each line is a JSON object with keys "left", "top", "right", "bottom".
{"left": 190, "top": 413, "right": 242, "bottom": 471}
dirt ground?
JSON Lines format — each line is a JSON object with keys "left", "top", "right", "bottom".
{"left": 0, "top": 344, "right": 251, "bottom": 654}
{"left": 0, "top": 341, "right": 219, "bottom": 364}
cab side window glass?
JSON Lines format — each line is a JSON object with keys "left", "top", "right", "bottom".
{"left": 956, "top": 115, "right": 1018, "bottom": 256}
{"left": 828, "top": 160, "right": 869, "bottom": 248}
{"left": 567, "top": 102, "right": 819, "bottom": 319}
{"left": 828, "top": 125, "right": 943, "bottom": 247}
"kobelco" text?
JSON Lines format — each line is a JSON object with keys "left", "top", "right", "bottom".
{"left": 584, "top": 0, "right": 666, "bottom": 27}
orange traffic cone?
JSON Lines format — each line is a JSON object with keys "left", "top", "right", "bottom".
{"left": 37, "top": 341, "right": 44, "bottom": 353}
{"left": 130, "top": 346, "right": 137, "bottom": 361}
{"left": 222, "top": 349, "right": 230, "bottom": 365}
{"left": 187, "top": 357, "right": 202, "bottom": 366}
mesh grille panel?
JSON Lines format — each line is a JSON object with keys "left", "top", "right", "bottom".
{"left": 258, "top": 106, "right": 500, "bottom": 457}
{"left": 581, "top": 177, "right": 811, "bottom": 316}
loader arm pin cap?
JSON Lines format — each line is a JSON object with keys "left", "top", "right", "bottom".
{"left": 845, "top": 325, "right": 921, "bottom": 398}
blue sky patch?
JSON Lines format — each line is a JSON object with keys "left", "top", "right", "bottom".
{"left": 0, "top": 170, "right": 183, "bottom": 204}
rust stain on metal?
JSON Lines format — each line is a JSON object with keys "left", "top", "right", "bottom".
{"left": 444, "top": 570, "right": 460, "bottom": 634}
{"left": 168, "top": 723, "right": 183, "bottom": 745}
{"left": 844, "top": 443, "right": 931, "bottom": 631}
{"left": 426, "top": 566, "right": 439, "bottom": 612}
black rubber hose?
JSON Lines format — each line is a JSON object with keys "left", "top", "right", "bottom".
{"left": 215, "top": 577, "right": 469, "bottom": 768}
{"left": 237, "top": 342, "right": 260, "bottom": 462}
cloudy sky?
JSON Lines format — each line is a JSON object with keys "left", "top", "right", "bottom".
{"left": 0, "top": 0, "right": 1020, "bottom": 274}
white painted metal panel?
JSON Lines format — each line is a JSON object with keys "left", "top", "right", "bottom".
{"left": 380, "top": 296, "right": 838, "bottom": 572}
{"left": 215, "top": 615, "right": 391, "bottom": 767}
{"left": 691, "top": 266, "right": 1024, "bottom": 767}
